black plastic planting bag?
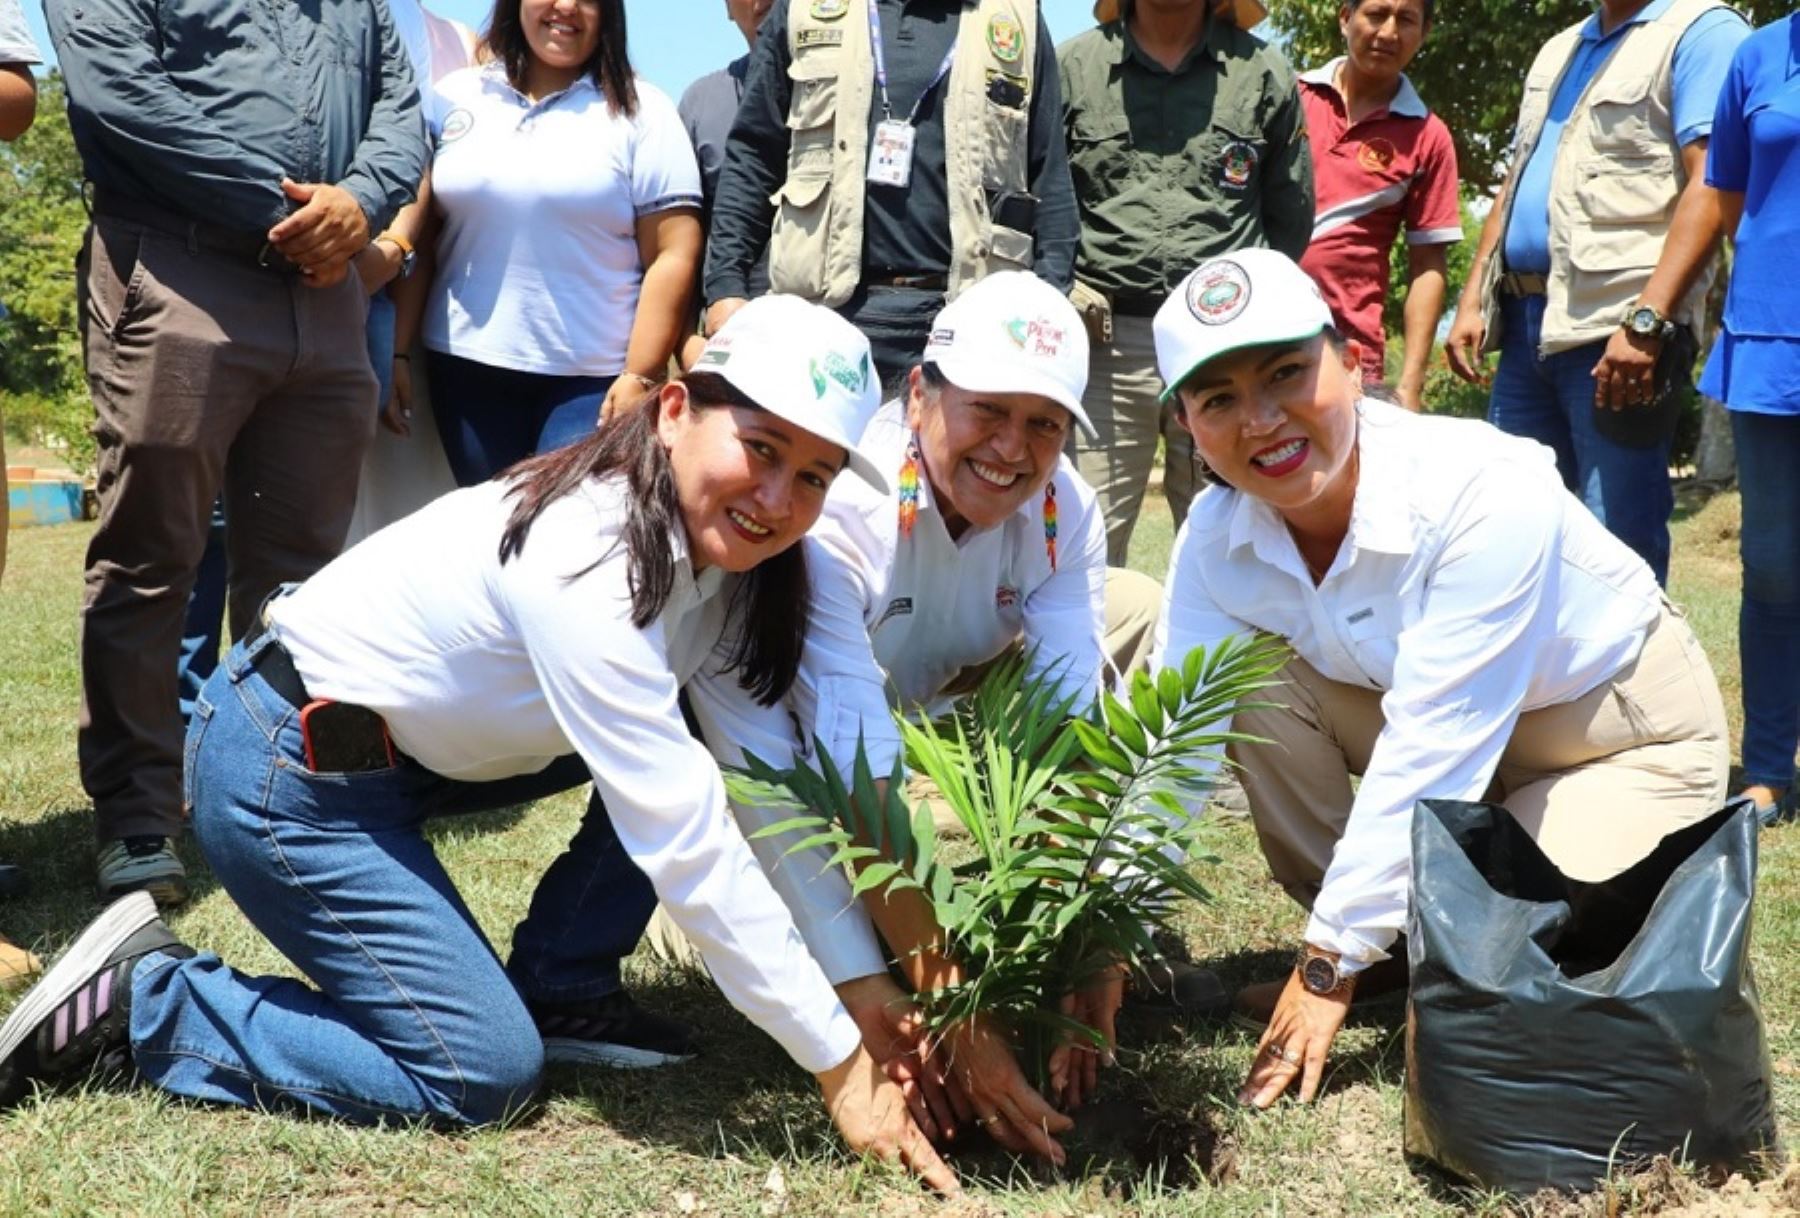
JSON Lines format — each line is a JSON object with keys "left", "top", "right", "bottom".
{"left": 1403, "top": 799, "right": 1779, "bottom": 1194}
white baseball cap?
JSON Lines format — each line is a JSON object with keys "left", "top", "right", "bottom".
{"left": 922, "top": 271, "right": 1096, "bottom": 439}
{"left": 692, "top": 296, "right": 889, "bottom": 493}
{"left": 1154, "top": 249, "right": 1334, "bottom": 403}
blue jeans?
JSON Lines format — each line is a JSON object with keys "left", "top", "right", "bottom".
{"left": 131, "top": 632, "right": 657, "bottom": 1125}
{"left": 1733, "top": 410, "right": 1800, "bottom": 791}
{"left": 176, "top": 498, "right": 228, "bottom": 730}
{"left": 426, "top": 351, "right": 614, "bottom": 486}
{"left": 1488, "top": 295, "right": 1674, "bottom": 584}
{"left": 366, "top": 290, "right": 397, "bottom": 413}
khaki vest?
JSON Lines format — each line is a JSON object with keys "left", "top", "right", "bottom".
{"left": 775, "top": 0, "right": 1037, "bottom": 307}
{"left": 1481, "top": 0, "right": 1728, "bottom": 356}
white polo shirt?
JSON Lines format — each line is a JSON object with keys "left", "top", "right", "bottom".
{"left": 799, "top": 400, "right": 1109, "bottom": 724}
{"left": 269, "top": 475, "right": 879, "bottom": 1072}
{"left": 423, "top": 64, "right": 701, "bottom": 377}
{"left": 1154, "top": 400, "right": 1663, "bottom": 970}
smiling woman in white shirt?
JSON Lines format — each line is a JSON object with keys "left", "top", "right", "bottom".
{"left": 0, "top": 298, "right": 958, "bottom": 1193}
{"left": 1150, "top": 250, "right": 1729, "bottom": 1110}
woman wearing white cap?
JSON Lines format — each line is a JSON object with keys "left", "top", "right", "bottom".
{"left": 0, "top": 299, "right": 958, "bottom": 1191}
{"left": 1150, "top": 249, "right": 1729, "bottom": 1109}
{"left": 758, "top": 270, "right": 1164, "bottom": 1159}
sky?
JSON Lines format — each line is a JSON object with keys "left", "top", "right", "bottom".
{"left": 18, "top": 0, "right": 1109, "bottom": 99}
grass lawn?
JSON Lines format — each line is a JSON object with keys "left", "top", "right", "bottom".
{"left": 0, "top": 487, "right": 1794, "bottom": 1216}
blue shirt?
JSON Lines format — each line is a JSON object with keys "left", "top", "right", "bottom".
{"left": 1503, "top": 0, "right": 1749, "bottom": 274}
{"left": 1699, "top": 14, "right": 1800, "bottom": 415}
{"left": 47, "top": 0, "right": 427, "bottom": 235}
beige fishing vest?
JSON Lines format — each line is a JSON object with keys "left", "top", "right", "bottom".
{"left": 1481, "top": 0, "right": 1728, "bottom": 355}
{"left": 774, "top": 0, "right": 1037, "bottom": 307}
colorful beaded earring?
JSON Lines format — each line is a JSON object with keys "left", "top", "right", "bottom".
{"left": 1043, "top": 482, "right": 1058, "bottom": 572}
{"left": 897, "top": 437, "right": 922, "bottom": 539}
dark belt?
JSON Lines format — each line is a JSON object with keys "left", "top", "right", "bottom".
{"left": 1498, "top": 270, "right": 1548, "bottom": 298}
{"left": 1112, "top": 292, "right": 1164, "bottom": 318}
{"left": 244, "top": 616, "right": 312, "bottom": 709}
{"left": 90, "top": 186, "right": 300, "bottom": 275}
{"left": 867, "top": 272, "right": 949, "bottom": 290}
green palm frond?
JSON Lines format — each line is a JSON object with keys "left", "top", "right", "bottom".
{"left": 727, "top": 634, "right": 1289, "bottom": 1084}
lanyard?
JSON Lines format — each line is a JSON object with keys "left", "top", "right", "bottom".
{"left": 867, "top": 0, "right": 959, "bottom": 124}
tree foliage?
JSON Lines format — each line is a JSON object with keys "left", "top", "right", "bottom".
{"left": 729, "top": 636, "right": 1288, "bottom": 1084}
{"left": 0, "top": 74, "right": 92, "bottom": 468}
{"left": 1268, "top": 0, "right": 1790, "bottom": 196}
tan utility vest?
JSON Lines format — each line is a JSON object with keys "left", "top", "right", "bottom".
{"left": 774, "top": 0, "right": 1037, "bottom": 307}
{"left": 1481, "top": 0, "right": 1727, "bottom": 355}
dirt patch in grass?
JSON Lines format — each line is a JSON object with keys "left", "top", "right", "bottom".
{"left": 1514, "top": 1158, "right": 1800, "bottom": 1217}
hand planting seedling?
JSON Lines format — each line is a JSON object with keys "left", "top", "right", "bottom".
{"left": 729, "top": 634, "right": 1286, "bottom": 1097}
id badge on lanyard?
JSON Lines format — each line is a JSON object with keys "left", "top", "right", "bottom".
{"left": 864, "top": 0, "right": 955, "bottom": 189}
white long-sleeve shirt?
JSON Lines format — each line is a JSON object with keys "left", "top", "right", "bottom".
{"left": 1153, "top": 400, "right": 1662, "bottom": 970}
{"left": 271, "top": 477, "right": 867, "bottom": 1073}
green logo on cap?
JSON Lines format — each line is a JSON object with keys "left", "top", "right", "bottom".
{"left": 810, "top": 351, "right": 871, "bottom": 399}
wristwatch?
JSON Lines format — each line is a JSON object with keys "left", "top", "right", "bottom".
{"left": 1299, "top": 947, "right": 1355, "bottom": 998}
{"left": 375, "top": 230, "right": 417, "bottom": 281}
{"left": 1624, "top": 302, "right": 1676, "bottom": 342}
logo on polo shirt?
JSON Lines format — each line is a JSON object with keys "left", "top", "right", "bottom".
{"left": 987, "top": 13, "right": 1024, "bottom": 63}
{"left": 809, "top": 350, "right": 872, "bottom": 399}
{"left": 1219, "top": 140, "right": 1258, "bottom": 190}
{"left": 995, "top": 585, "right": 1020, "bottom": 608}
{"left": 810, "top": 0, "right": 848, "bottom": 20}
{"left": 1187, "top": 260, "right": 1252, "bottom": 326}
{"left": 439, "top": 108, "right": 474, "bottom": 145}
{"left": 1357, "top": 137, "right": 1397, "bottom": 173}
{"left": 1004, "top": 316, "right": 1066, "bottom": 358}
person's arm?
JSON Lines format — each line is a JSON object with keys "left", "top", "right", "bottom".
{"left": 703, "top": 1, "right": 792, "bottom": 332}
{"left": 1258, "top": 62, "right": 1315, "bottom": 261}
{"left": 270, "top": 4, "right": 427, "bottom": 286}
{"left": 1242, "top": 460, "right": 1561, "bottom": 1109}
{"left": 0, "top": 62, "right": 34, "bottom": 141}
{"left": 45, "top": 0, "right": 291, "bottom": 229}
{"left": 1589, "top": 141, "right": 1719, "bottom": 411}
{"left": 498, "top": 508, "right": 955, "bottom": 1190}
{"left": 599, "top": 208, "right": 702, "bottom": 422}
{"left": 1396, "top": 245, "right": 1448, "bottom": 411}
{"left": 1026, "top": 13, "right": 1078, "bottom": 290}
{"left": 1445, "top": 169, "right": 1512, "bottom": 385}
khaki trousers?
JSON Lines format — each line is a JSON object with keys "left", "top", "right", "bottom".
{"left": 77, "top": 217, "right": 377, "bottom": 841}
{"left": 1071, "top": 312, "right": 1201, "bottom": 567}
{"left": 645, "top": 566, "right": 1166, "bottom": 969}
{"left": 1228, "top": 601, "right": 1730, "bottom": 915}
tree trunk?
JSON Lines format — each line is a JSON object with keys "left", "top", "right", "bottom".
{"left": 1694, "top": 394, "right": 1736, "bottom": 485}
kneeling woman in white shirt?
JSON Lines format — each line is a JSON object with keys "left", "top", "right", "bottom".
{"left": 1150, "top": 251, "right": 1729, "bottom": 1110}
{"left": 0, "top": 299, "right": 957, "bottom": 1192}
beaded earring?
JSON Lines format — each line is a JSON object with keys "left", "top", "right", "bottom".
{"left": 1043, "top": 482, "right": 1058, "bottom": 572}
{"left": 897, "top": 437, "right": 922, "bottom": 539}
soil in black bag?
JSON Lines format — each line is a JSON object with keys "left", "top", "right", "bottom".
{"left": 1402, "top": 800, "right": 1780, "bottom": 1196}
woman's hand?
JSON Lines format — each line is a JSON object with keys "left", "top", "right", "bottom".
{"left": 600, "top": 374, "right": 657, "bottom": 426}
{"left": 835, "top": 974, "right": 958, "bottom": 1144}
{"left": 1047, "top": 964, "right": 1126, "bottom": 1111}
{"left": 382, "top": 357, "right": 413, "bottom": 437}
{"left": 943, "top": 1015, "right": 1071, "bottom": 1166}
{"left": 1237, "top": 966, "right": 1353, "bottom": 1109}
{"left": 815, "top": 1044, "right": 960, "bottom": 1194}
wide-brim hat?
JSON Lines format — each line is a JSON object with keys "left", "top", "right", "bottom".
{"left": 1154, "top": 249, "right": 1335, "bottom": 403}
{"left": 691, "top": 297, "right": 889, "bottom": 492}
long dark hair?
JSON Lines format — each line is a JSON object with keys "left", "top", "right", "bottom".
{"left": 497, "top": 374, "right": 811, "bottom": 706}
{"left": 487, "top": 0, "right": 639, "bottom": 117}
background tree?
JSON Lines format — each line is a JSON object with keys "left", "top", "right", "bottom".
{"left": 1269, "top": 0, "right": 1789, "bottom": 196}
{"left": 0, "top": 73, "right": 91, "bottom": 468}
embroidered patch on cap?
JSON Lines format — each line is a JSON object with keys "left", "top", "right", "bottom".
{"left": 1186, "top": 260, "right": 1253, "bottom": 326}
{"left": 439, "top": 109, "right": 474, "bottom": 145}
{"left": 987, "top": 12, "right": 1024, "bottom": 63}
{"left": 1219, "top": 139, "right": 1257, "bottom": 189}
{"left": 810, "top": 0, "right": 848, "bottom": 20}
{"left": 1004, "top": 316, "right": 1067, "bottom": 358}
{"left": 810, "top": 350, "right": 871, "bottom": 398}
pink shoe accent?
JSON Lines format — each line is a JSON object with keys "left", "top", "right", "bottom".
{"left": 53, "top": 1005, "right": 69, "bottom": 1053}
{"left": 95, "top": 967, "right": 113, "bottom": 1019}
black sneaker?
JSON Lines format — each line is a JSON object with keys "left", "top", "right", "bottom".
{"left": 530, "top": 991, "right": 698, "bottom": 1069}
{"left": 0, "top": 892, "right": 193, "bottom": 1105}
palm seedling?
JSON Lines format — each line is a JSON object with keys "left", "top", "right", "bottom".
{"left": 727, "top": 633, "right": 1288, "bottom": 1087}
